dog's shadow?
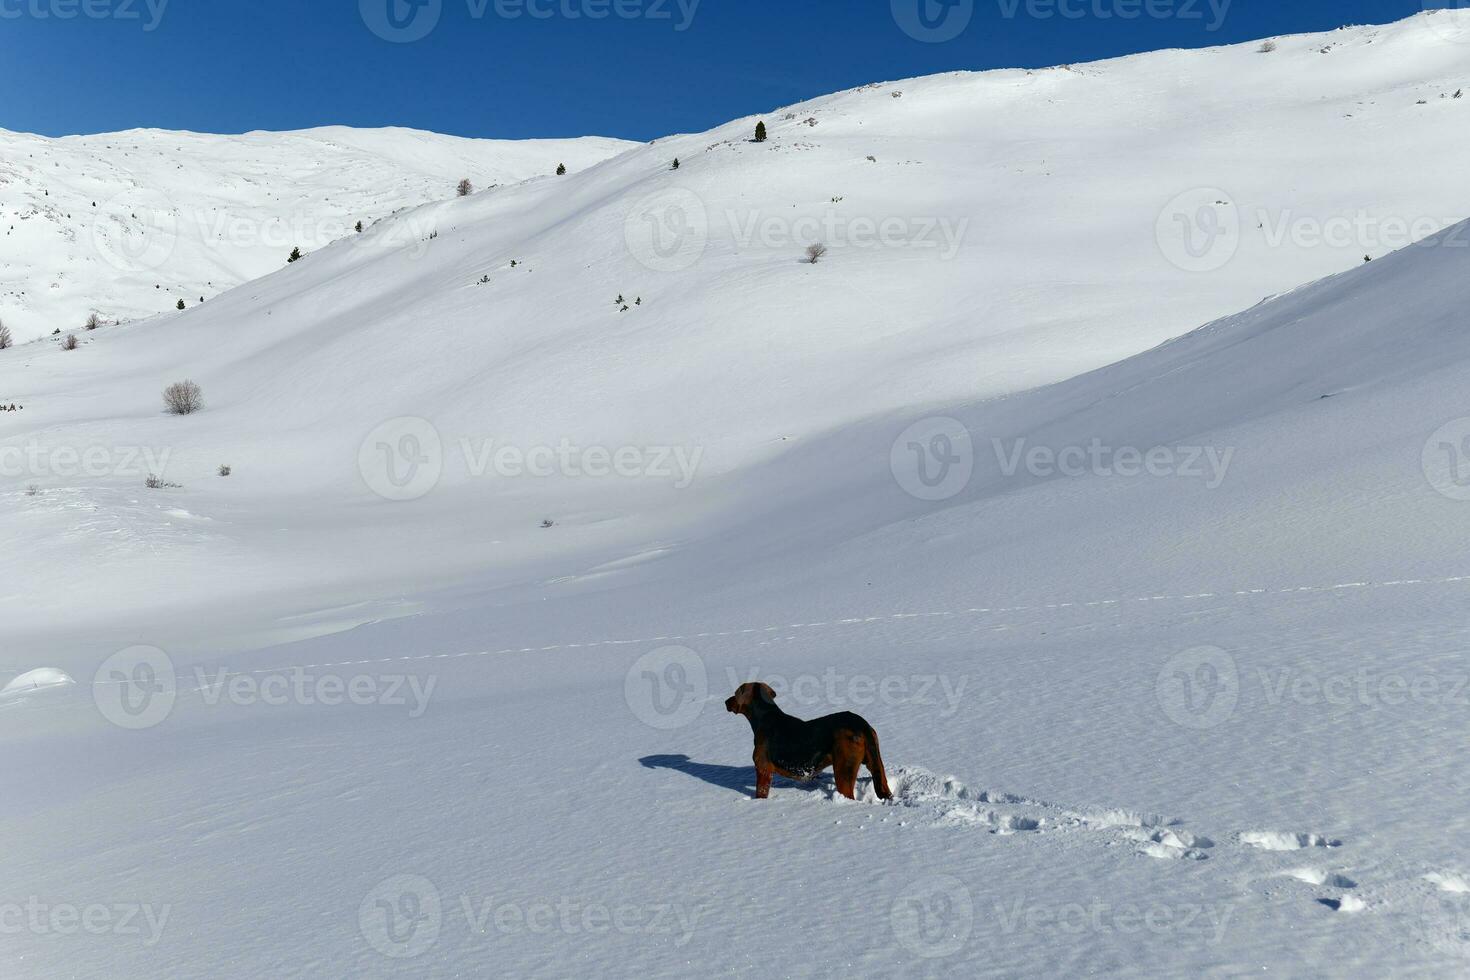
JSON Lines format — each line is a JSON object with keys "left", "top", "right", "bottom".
{"left": 639, "top": 754, "right": 837, "bottom": 798}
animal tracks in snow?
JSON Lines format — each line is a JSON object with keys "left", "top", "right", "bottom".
{"left": 834, "top": 764, "right": 1389, "bottom": 915}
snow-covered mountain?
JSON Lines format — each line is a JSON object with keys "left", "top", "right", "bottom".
{"left": 5, "top": 12, "right": 1470, "bottom": 979}
{"left": 0, "top": 126, "right": 636, "bottom": 341}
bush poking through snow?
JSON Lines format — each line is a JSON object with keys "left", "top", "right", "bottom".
{"left": 1259, "top": 40, "right": 1278, "bottom": 53}
{"left": 145, "top": 474, "right": 182, "bottom": 490}
{"left": 218, "top": 464, "right": 232, "bottom": 477}
{"left": 25, "top": 484, "right": 40, "bottom": 497}
{"left": 0, "top": 321, "right": 11, "bottom": 350}
{"left": 805, "top": 243, "right": 829, "bottom": 264}
{"left": 541, "top": 519, "right": 555, "bottom": 529}
{"left": 163, "top": 380, "right": 203, "bottom": 415}
{"left": 86, "top": 313, "right": 101, "bottom": 330}
{"left": 176, "top": 299, "right": 186, "bottom": 311}
{"left": 754, "top": 121, "right": 768, "bottom": 143}
{"left": 556, "top": 163, "right": 567, "bottom": 176}
{"left": 457, "top": 178, "right": 474, "bottom": 197}
{"left": 61, "top": 333, "right": 79, "bottom": 350}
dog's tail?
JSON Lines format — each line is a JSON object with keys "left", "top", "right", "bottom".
{"left": 864, "top": 725, "right": 893, "bottom": 800}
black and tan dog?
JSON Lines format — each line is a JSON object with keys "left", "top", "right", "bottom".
{"left": 725, "top": 682, "right": 893, "bottom": 800}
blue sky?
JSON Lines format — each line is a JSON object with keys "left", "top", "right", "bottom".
{"left": 0, "top": 0, "right": 1445, "bottom": 140}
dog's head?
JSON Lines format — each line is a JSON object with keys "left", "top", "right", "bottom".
{"left": 724, "top": 682, "right": 776, "bottom": 716}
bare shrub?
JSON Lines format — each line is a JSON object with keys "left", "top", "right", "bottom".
{"left": 145, "top": 474, "right": 181, "bottom": 490}
{"left": 0, "top": 321, "right": 11, "bottom": 350}
{"left": 457, "top": 178, "right": 473, "bottom": 197}
{"left": 1259, "top": 40, "right": 1277, "bottom": 53}
{"left": 86, "top": 313, "right": 101, "bottom": 330}
{"left": 61, "top": 333, "right": 79, "bottom": 351}
{"left": 163, "top": 380, "right": 203, "bottom": 415}
{"left": 25, "top": 484, "right": 40, "bottom": 497}
{"left": 805, "top": 243, "right": 829, "bottom": 264}
{"left": 218, "top": 464, "right": 232, "bottom": 477}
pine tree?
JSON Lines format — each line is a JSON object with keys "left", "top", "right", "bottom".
{"left": 556, "top": 163, "right": 567, "bottom": 175}
{"left": 288, "top": 246, "right": 302, "bottom": 263}
{"left": 355, "top": 220, "right": 364, "bottom": 233}
{"left": 177, "top": 299, "right": 186, "bottom": 310}
{"left": 754, "top": 121, "right": 767, "bottom": 143}
{"left": 671, "top": 158, "right": 680, "bottom": 170}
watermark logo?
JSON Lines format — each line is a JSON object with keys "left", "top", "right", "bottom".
{"left": 360, "top": 875, "right": 443, "bottom": 959}
{"left": 891, "top": 876, "right": 973, "bottom": 958}
{"left": 91, "top": 189, "right": 178, "bottom": 274}
{"left": 93, "top": 646, "right": 177, "bottom": 730}
{"left": 359, "top": 417, "right": 444, "bottom": 501}
{"left": 723, "top": 668, "right": 968, "bottom": 718}
{"left": 891, "top": 417, "right": 973, "bottom": 501}
{"left": 1156, "top": 645, "right": 1239, "bottom": 729}
{"left": 360, "top": 0, "right": 443, "bottom": 42}
{"left": 624, "top": 188, "right": 709, "bottom": 273}
{"left": 891, "top": 0, "right": 974, "bottom": 43}
{"left": 1423, "top": 418, "right": 1470, "bottom": 501}
{"left": 991, "top": 438, "right": 1234, "bottom": 488}
{"left": 191, "top": 668, "right": 437, "bottom": 717}
{"left": 1157, "top": 188, "right": 1239, "bottom": 273}
{"left": 625, "top": 646, "right": 707, "bottom": 729}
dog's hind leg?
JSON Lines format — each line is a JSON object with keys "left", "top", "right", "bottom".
{"left": 832, "top": 734, "right": 865, "bottom": 800}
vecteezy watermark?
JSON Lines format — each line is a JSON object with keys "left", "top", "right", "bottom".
{"left": 1423, "top": 418, "right": 1470, "bottom": 501}
{"left": 726, "top": 209, "right": 970, "bottom": 261}
{"left": 1156, "top": 645, "right": 1240, "bottom": 730}
{"left": 360, "top": 0, "right": 700, "bottom": 42}
{"left": 0, "top": 898, "right": 171, "bottom": 946}
{"left": 1156, "top": 187, "right": 1240, "bottom": 273}
{"left": 358, "top": 417, "right": 444, "bottom": 502}
{"left": 358, "top": 875, "right": 701, "bottom": 959}
{"left": 0, "top": 0, "right": 168, "bottom": 29}
{"left": 1255, "top": 209, "right": 1466, "bottom": 254}
{"left": 990, "top": 895, "right": 1234, "bottom": 943}
{"left": 891, "top": 0, "right": 1230, "bottom": 43}
{"left": 0, "top": 442, "right": 173, "bottom": 481}
{"left": 891, "top": 417, "right": 974, "bottom": 502}
{"left": 93, "top": 646, "right": 178, "bottom": 730}
{"left": 189, "top": 668, "right": 437, "bottom": 718}
{"left": 723, "top": 668, "right": 968, "bottom": 718}
{"left": 992, "top": 438, "right": 1235, "bottom": 489}
{"left": 891, "top": 0, "right": 974, "bottom": 43}
{"left": 994, "top": 0, "right": 1231, "bottom": 30}
{"left": 891, "top": 876, "right": 974, "bottom": 958}
{"left": 625, "top": 646, "right": 707, "bottom": 729}
{"left": 357, "top": 417, "right": 705, "bottom": 502}
{"left": 1158, "top": 644, "right": 1470, "bottom": 729}
{"left": 623, "top": 188, "right": 710, "bottom": 273}
{"left": 1258, "top": 667, "right": 1470, "bottom": 709}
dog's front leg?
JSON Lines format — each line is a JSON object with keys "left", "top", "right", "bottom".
{"left": 754, "top": 765, "right": 772, "bottom": 799}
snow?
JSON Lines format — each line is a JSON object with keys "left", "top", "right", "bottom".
{"left": 0, "top": 126, "right": 636, "bottom": 342}
{"left": 4, "top": 10, "right": 1470, "bottom": 978}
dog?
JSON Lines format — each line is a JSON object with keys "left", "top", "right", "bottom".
{"left": 725, "top": 682, "right": 892, "bottom": 800}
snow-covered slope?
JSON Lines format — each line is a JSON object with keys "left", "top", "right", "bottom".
{"left": 0, "top": 126, "right": 636, "bottom": 341}
{"left": 5, "top": 12, "right": 1470, "bottom": 979}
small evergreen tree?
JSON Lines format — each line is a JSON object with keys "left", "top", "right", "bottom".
{"left": 355, "top": 220, "right": 364, "bottom": 233}
{"left": 754, "top": 121, "right": 767, "bottom": 143}
{"left": 671, "top": 158, "right": 680, "bottom": 170}
{"left": 556, "top": 163, "right": 567, "bottom": 175}
{"left": 288, "top": 246, "right": 302, "bottom": 263}
{"left": 177, "top": 299, "right": 186, "bottom": 310}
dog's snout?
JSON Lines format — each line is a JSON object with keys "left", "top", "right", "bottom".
{"left": 724, "top": 696, "right": 737, "bottom": 713}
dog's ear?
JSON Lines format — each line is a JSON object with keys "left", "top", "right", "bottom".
{"left": 758, "top": 682, "right": 776, "bottom": 703}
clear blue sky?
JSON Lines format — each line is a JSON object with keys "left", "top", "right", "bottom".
{"left": 0, "top": 0, "right": 1443, "bottom": 140}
